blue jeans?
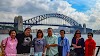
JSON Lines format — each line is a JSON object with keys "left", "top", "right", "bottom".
{"left": 34, "top": 52, "right": 42, "bottom": 56}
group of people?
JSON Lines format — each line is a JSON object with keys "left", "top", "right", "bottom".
{"left": 1, "top": 27, "right": 96, "bottom": 56}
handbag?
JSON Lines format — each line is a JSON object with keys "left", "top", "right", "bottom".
{"left": 70, "top": 49, "right": 77, "bottom": 56}
{"left": 0, "top": 52, "right": 3, "bottom": 56}
{"left": 0, "top": 52, "right": 5, "bottom": 56}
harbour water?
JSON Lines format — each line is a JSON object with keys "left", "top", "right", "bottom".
{"left": 0, "top": 33, "right": 100, "bottom": 55}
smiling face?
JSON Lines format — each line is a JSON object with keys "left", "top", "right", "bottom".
{"left": 87, "top": 33, "right": 93, "bottom": 39}
{"left": 74, "top": 30, "right": 81, "bottom": 38}
{"left": 24, "top": 28, "right": 31, "bottom": 36}
{"left": 37, "top": 30, "right": 43, "bottom": 38}
{"left": 76, "top": 32, "right": 81, "bottom": 38}
{"left": 10, "top": 31, "right": 16, "bottom": 38}
{"left": 38, "top": 33, "right": 42, "bottom": 37}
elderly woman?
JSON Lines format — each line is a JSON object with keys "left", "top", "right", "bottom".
{"left": 85, "top": 32, "right": 96, "bottom": 56}
{"left": 1, "top": 30, "right": 18, "bottom": 56}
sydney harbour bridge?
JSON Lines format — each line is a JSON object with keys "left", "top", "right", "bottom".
{"left": 0, "top": 13, "right": 92, "bottom": 33}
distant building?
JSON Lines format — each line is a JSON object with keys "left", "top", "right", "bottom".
{"left": 58, "top": 24, "right": 92, "bottom": 34}
{"left": 93, "top": 30, "right": 100, "bottom": 34}
{"left": 58, "top": 26, "right": 70, "bottom": 33}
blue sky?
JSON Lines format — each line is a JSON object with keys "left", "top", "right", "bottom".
{"left": 66, "top": 0, "right": 96, "bottom": 12}
{"left": 50, "top": 0, "right": 96, "bottom": 12}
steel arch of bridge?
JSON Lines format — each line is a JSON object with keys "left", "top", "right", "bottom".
{"left": 23, "top": 13, "right": 80, "bottom": 27}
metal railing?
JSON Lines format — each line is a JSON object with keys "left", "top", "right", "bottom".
{"left": 96, "top": 46, "right": 100, "bottom": 56}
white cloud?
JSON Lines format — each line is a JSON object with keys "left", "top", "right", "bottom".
{"left": 11, "top": 0, "right": 27, "bottom": 7}
{"left": 85, "top": 0, "right": 100, "bottom": 30}
{"left": 0, "top": 0, "right": 100, "bottom": 29}
{"left": 0, "top": 12, "right": 17, "bottom": 22}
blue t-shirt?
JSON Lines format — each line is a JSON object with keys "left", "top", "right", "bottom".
{"left": 32, "top": 38, "right": 47, "bottom": 52}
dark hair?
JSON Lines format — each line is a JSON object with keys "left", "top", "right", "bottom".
{"left": 47, "top": 27, "right": 52, "bottom": 30}
{"left": 36, "top": 29, "right": 43, "bottom": 38}
{"left": 9, "top": 29, "right": 17, "bottom": 35}
{"left": 88, "top": 32, "right": 93, "bottom": 37}
{"left": 74, "top": 30, "right": 81, "bottom": 38}
{"left": 60, "top": 30, "right": 65, "bottom": 34}
{"left": 24, "top": 27, "right": 31, "bottom": 32}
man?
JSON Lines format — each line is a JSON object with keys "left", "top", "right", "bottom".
{"left": 44, "top": 28, "right": 58, "bottom": 56}
{"left": 58, "top": 30, "right": 70, "bottom": 56}
{"left": 16, "top": 27, "right": 32, "bottom": 55}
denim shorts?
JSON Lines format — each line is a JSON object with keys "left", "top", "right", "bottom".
{"left": 34, "top": 52, "right": 43, "bottom": 56}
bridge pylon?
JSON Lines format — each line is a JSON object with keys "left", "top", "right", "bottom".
{"left": 14, "top": 16, "right": 23, "bottom": 31}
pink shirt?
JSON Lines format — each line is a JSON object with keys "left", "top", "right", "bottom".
{"left": 2, "top": 37, "right": 18, "bottom": 56}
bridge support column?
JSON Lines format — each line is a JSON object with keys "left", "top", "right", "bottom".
{"left": 14, "top": 16, "right": 23, "bottom": 32}
{"left": 83, "top": 23, "right": 86, "bottom": 34}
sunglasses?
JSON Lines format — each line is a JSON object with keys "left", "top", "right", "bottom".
{"left": 88, "top": 35, "right": 92, "bottom": 36}
{"left": 38, "top": 32, "right": 42, "bottom": 33}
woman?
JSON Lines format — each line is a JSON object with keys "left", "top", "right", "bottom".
{"left": 58, "top": 30, "right": 70, "bottom": 56}
{"left": 1, "top": 30, "right": 18, "bottom": 56}
{"left": 32, "top": 29, "right": 47, "bottom": 56}
{"left": 71, "top": 30, "right": 84, "bottom": 56}
{"left": 85, "top": 32, "right": 96, "bottom": 56}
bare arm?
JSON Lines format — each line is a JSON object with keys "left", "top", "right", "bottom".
{"left": 92, "top": 49, "right": 95, "bottom": 56}
{"left": 1, "top": 42, "right": 5, "bottom": 55}
{"left": 49, "top": 44, "right": 58, "bottom": 47}
{"left": 67, "top": 52, "right": 70, "bottom": 56}
{"left": 46, "top": 44, "right": 58, "bottom": 48}
{"left": 72, "top": 44, "right": 76, "bottom": 47}
{"left": 76, "top": 46, "right": 82, "bottom": 48}
{"left": 42, "top": 47, "right": 47, "bottom": 56}
{"left": 72, "top": 38, "right": 84, "bottom": 48}
{"left": 72, "top": 44, "right": 82, "bottom": 48}
{"left": 1, "top": 44, "right": 4, "bottom": 52}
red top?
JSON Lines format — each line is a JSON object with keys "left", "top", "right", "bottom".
{"left": 76, "top": 39, "right": 79, "bottom": 44}
{"left": 85, "top": 38, "right": 96, "bottom": 56}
